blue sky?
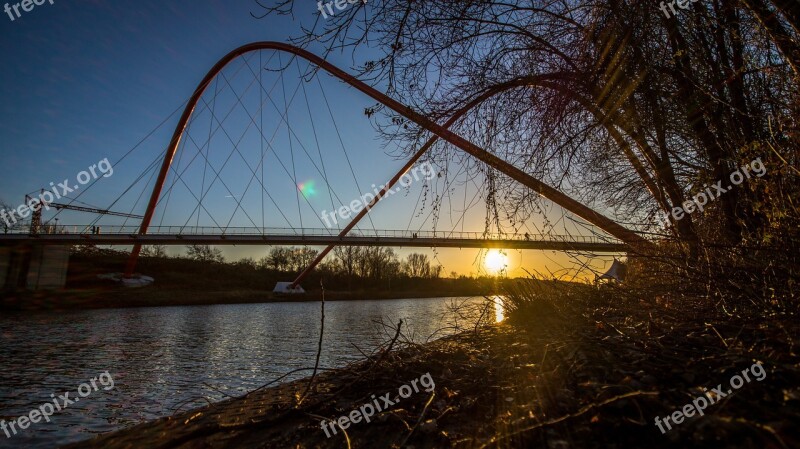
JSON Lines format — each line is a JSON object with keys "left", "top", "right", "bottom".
{"left": 0, "top": 1, "right": 417, "bottom": 230}
{"left": 0, "top": 0, "right": 615, "bottom": 279}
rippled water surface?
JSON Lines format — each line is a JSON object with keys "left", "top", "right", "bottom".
{"left": 0, "top": 297, "right": 489, "bottom": 448}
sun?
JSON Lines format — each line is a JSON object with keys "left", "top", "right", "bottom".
{"left": 484, "top": 250, "right": 508, "bottom": 274}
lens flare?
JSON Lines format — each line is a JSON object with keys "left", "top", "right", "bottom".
{"left": 298, "top": 180, "right": 316, "bottom": 198}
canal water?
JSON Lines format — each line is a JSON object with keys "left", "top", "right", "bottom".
{"left": 0, "top": 297, "right": 496, "bottom": 448}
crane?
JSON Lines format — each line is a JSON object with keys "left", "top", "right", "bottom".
{"left": 45, "top": 203, "right": 144, "bottom": 219}
{"left": 26, "top": 193, "right": 143, "bottom": 235}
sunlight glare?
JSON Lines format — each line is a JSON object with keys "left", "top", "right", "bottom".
{"left": 484, "top": 250, "right": 508, "bottom": 274}
{"left": 492, "top": 296, "right": 505, "bottom": 322}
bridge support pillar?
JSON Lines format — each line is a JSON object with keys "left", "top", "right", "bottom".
{"left": 1, "top": 244, "right": 69, "bottom": 292}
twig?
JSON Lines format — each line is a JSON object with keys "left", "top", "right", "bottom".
{"left": 396, "top": 391, "right": 436, "bottom": 447}
{"left": 350, "top": 342, "right": 372, "bottom": 359}
{"left": 370, "top": 319, "right": 404, "bottom": 370}
{"left": 705, "top": 322, "right": 729, "bottom": 348}
{"left": 171, "top": 396, "right": 214, "bottom": 415}
{"left": 247, "top": 366, "right": 338, "bottom": 397}
{"left": 307, "top": 413, "right": 352, "bottom": 449}
{"left": 300, "top": 279, "right": 326, "bottom": 404}
{"left": 480, "top": 391, "right": 659, "bottom": 448}
{"left": 201, "top": 382, "right": 236, "bottom": 399}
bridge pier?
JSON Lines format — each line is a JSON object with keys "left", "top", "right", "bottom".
{"left": 1, "top": 243, "right": 70, "bottom": 292}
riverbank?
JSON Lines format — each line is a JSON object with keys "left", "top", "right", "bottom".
{"left": 0, "top": 249, "right": 505, "bottom": 311}
{"left": 62, "top": 296, "right": 799, "bottom": 449}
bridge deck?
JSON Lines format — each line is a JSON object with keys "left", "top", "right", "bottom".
{"left": 0, "top": 226, "right": 627, "bottom": 252}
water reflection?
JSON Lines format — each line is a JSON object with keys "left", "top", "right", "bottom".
{"left": 0, "top": 297, "right": 486, "bottom": 448}
{"left": 493, "top": 296, "right": 505, "bottom": 322}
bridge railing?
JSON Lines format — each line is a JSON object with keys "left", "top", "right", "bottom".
{"left": 12, "top": 225, "right": 622, "bottom": 244}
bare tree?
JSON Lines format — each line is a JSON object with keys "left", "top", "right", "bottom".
{"left": 141, "top": 245, "right": 167, "bottom": 258}
{"left": 334, "top": 246, "right": 361, "bottom": 289}
{"left": 235, "top": 257, "right": 257, "bottom": 269}
{"left": 254, "top": 0, "right": 798, "bottom": 251}
{"left": 267, "top": 247, "right": 290, "bottom": 271}
{"left": 0, "top": 199, "right": 24, "bottom": 234}
{"left": 185, "top": 244, "right": 224, "bottom": 263}
{"left": 288, "top": 247, "right": 319, "bottom": 272}
{"left": 404, "top": 253, "right": 431, "bottom": 278}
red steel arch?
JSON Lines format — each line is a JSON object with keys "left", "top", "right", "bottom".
{"left": 124, "top": 41, "right": 647, "bottom": 277}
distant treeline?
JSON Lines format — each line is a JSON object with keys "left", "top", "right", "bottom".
{"left": 68, "top": 245, "right": 502, "bottom": 295}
